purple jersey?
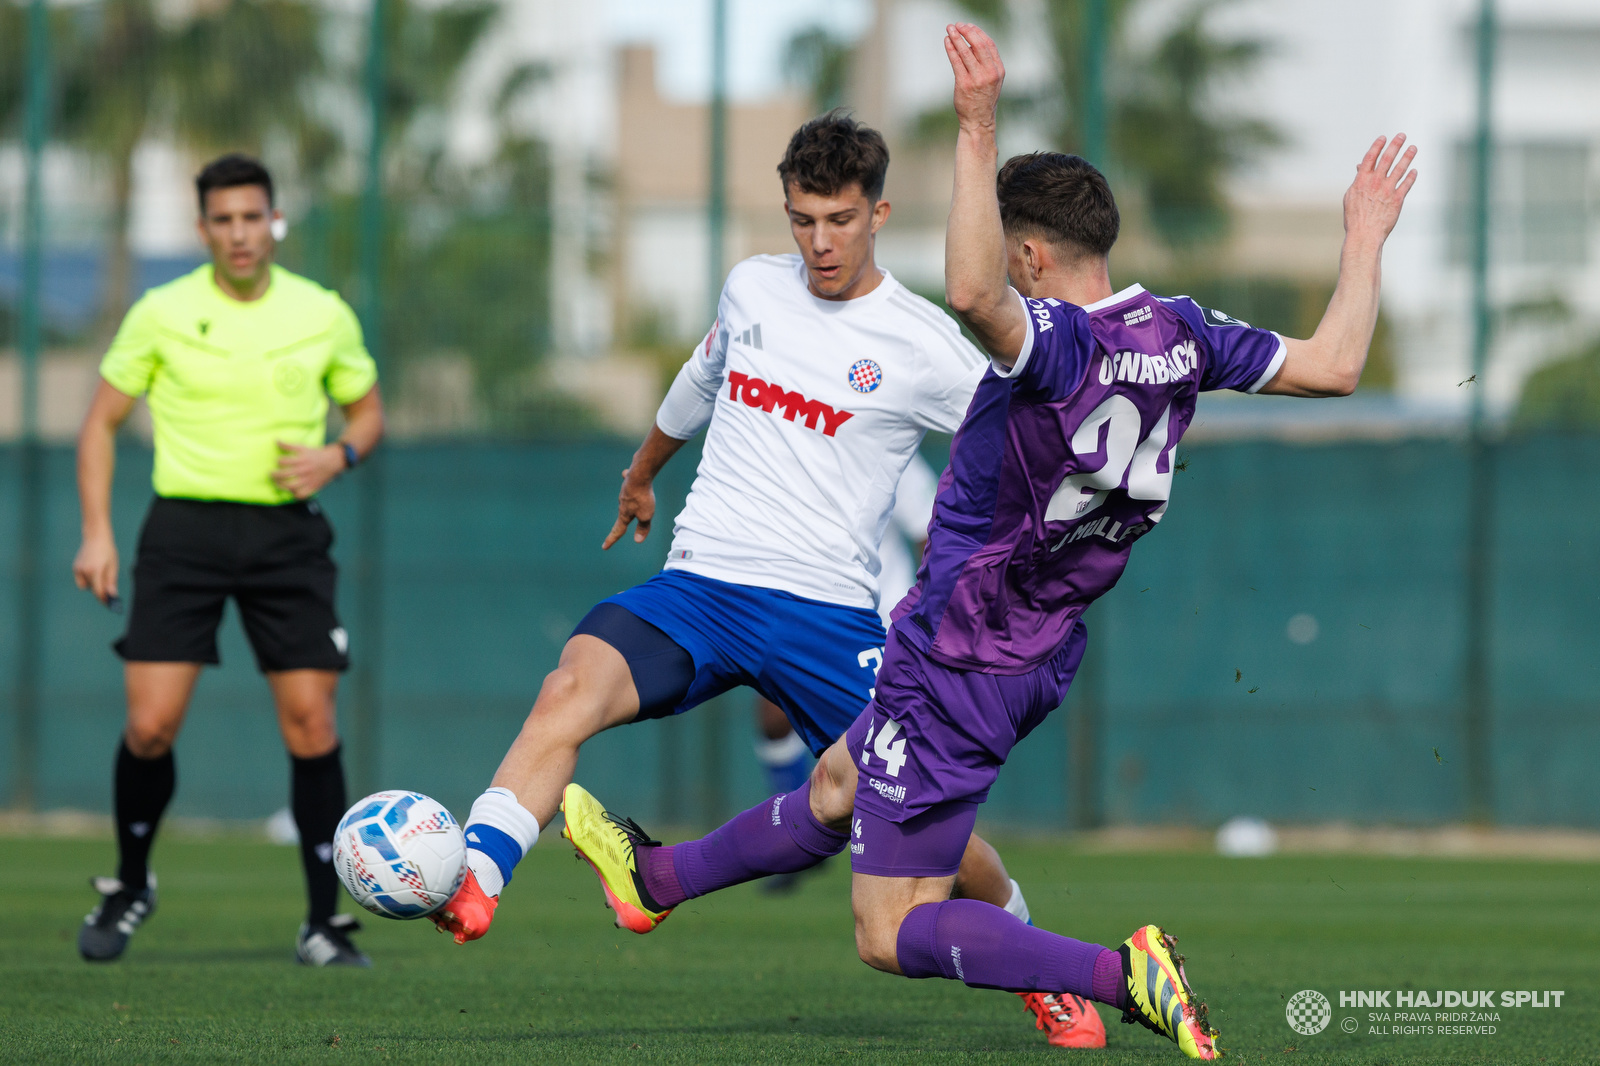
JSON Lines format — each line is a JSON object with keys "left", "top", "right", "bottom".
{"left": 892, "top": 284, "right": 1285, "bottom": 674}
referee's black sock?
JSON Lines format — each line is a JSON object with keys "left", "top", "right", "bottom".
{"left": 115, "top": 740, "right": 175, "bottom": 889}
{"left": 291, "top": 745, "right": 347, "bottom": 925}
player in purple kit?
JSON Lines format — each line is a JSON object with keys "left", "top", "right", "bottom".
{"left": 567, "top": 23, "right": 1416, "bottom": 1059}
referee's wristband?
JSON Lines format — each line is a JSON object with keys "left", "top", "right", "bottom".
{"left": 340, "top": 441, "right": 360, "bottom": 470}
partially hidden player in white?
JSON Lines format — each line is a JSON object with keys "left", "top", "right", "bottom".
{"left": 435, "top": 115, "right": 1060, "bottom": 1031}
{"left": 745, "top": 452, "right": 937, "bottom": 894}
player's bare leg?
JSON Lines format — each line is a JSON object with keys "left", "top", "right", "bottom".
{"left": 850, "top": 869, "right": 955, "bottom": 974}
{"left": 951, "top": 834, "right": 1009, "bottom": 905}
{"left": 122, "top": 662, "right": 201, "bottom": 757}
{"left": 433, "top": 635, "right": 639, "bottom": 942}
{"left": 490, "top": 635, "right": 641, "bottom": 825}
{"left": 267, "top": 669, "right": 339, "bottom": 758}
{"left": 80, "top": 663, "right": 199, "bottom": 961}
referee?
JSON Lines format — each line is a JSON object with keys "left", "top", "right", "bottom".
{"left": 71, "top": 155, "right": 384, "bottom": 967}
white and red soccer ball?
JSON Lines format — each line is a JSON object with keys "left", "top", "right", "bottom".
{"left": 333, "top": 791, "right": 467, "bottom": 920}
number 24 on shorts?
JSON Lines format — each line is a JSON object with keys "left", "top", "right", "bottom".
{"left": 860, "top": 717, "right": 908, "bottom": 777}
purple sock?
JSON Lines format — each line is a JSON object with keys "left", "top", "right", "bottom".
{"left": 642, "top": 784, "right": 845, "bottom": 906}
{"left": 639, "top": 845, "right": 686, "bottom": 909}
{"left": 896, "top": 899, "right": 1129, "bottom": 1008}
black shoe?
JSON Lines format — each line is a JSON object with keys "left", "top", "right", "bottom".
{"left": 79, "top": 874, "right": 157, "bottom": 962}
{"left": 296, "top": 914, "right": 372, "bottom": 967}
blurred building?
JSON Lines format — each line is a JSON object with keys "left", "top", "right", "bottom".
{"left": 609, "top": 0, "right": 1600, "bottom": 424}
{"left": 1191, "top": 0, "right": 1600, "bottom": 415}
{"left": 611, "top": 45, "right": 810, "bottom": 346}
{"left": 6, "top": 0, "right": 1596, "bottom": 437}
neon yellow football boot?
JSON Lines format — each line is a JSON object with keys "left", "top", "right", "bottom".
{"left": 559, "top": 783, "right": 674, "bottom": 933}
{"left": 1120, "top": 924, "right": 1221, "bottom": 1059}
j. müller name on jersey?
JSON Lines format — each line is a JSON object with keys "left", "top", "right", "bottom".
{"left": 726, "top": 371, "right": 855, "bottom": 437}
{"left": 1097, "top": 339, "right": 1198, "bottom": 387}
{"left": 1052, "top": 515, "right": 1151, "bottom": 552}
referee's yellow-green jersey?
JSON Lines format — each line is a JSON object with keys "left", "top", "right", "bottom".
{"left": 99, "top": 264, "right": 378, "bottom": 505}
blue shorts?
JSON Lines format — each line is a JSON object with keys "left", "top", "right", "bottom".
{"left": 582, "top": 569, "right": 887, "bottom": 757}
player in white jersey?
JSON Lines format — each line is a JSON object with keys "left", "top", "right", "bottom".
{"left": 433, "top": 115, "right": 1044, "bottom": 990}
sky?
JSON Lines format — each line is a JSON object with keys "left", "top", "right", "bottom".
{"left": 606, "top": 0, "right": 873, "bottom": 103}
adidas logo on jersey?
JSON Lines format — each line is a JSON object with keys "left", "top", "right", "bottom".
{"left": 734, "top": 323, "right": 764, "bottom": 349}
{"left": 726, "top": 371, "right": 855, "bottom": 436}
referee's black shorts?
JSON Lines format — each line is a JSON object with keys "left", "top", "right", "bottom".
{"left": 115, "top": 497, "right": 350, "bottom": 673}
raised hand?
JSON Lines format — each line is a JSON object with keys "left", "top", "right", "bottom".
{"left": 944, "top": 22, "right": 1005, "bottom": 131}
{"left": 1344, "top": 134, "right": 1418, "bottom": 246}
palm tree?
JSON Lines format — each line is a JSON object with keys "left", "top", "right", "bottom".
{"left": 0, "top": 3, "right": 25, "bottom": 137}
{"left": 373, "top": 0, "right": 497, "bottom": 192}
{"left": 1111, "top": 2, "right": 1280, "bottom": 253}
{"left": 784, "top": 26, "right": 854, "bottom": 115}
{"left": 950, "top": 0, "right": 1279, "bottom": 257}
{"left": 53, "top": 0, "right": 323, "bottom": 337}
{"left": 54, "top": 0, "right": 168, "bottom": 336}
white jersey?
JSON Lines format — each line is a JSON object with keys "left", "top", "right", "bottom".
{"left": 877, "top": 453, "right": 939, "bottom": 627}
{"left": 654, "top": 254, "right": 985, "bottom": 610}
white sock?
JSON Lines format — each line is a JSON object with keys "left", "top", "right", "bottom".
{"left": 754, "top": 731, "right": 809, "bottom": 766}
{"left": 1003, "top": 878, "right": 1031, "bottom": 925}
{"left": 462, "top": 787, "right": 540, "bottom": 898}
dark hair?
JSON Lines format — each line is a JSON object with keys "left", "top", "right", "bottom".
{"left": 778, "top": 109, "right": 890, "bottom": 202}
{"left": 996, "top": 152, "right": 1119, "bottom": 258}
{"left": 195, "top": 153, "right": 274, "bottom": 213}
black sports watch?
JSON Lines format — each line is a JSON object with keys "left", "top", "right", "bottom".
{"left": 340, "top": 441, "right": 360, "bottom": 470}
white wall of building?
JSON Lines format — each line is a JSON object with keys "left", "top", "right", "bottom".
{"left": 1213, "top": 0, "right": 1600, "bottom": 413}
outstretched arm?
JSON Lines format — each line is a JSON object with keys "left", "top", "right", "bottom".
{"left": 602, "top": 425, "right": 689, "bottom": 550}
{"left": 605, "top": 323, "right": 729, "bottom": 549}
{"left": 942, "top": 23, "right": 1028, "bottom": 365}
{"left": 1260, "top": 135, "right": 1418, "bottom": 397}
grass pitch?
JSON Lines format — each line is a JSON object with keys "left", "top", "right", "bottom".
{"left": 2, "top": 835, "right": 1594, "bottom": 1064}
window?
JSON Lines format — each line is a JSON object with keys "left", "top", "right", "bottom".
{"left": 1449, "top": 140, "right": 1591, "bottom": 266}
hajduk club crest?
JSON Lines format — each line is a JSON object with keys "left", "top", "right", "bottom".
{"left": 847, "top": 359, "right": 883, "bottom": 393}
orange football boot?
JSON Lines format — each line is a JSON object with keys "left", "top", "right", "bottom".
{"left": 431, "top": 868, "right": 498, "bottom": 944}
{"left": 1019, "top": 992, "right": 1109, "bottom": 1048}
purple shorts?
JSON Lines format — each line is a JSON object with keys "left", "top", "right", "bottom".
{"left": 846, "top": 621, "right": 1087, "bottom": 878}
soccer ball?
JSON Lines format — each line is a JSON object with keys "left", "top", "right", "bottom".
{"left": 333, "top": 791, "right": 467, "bottom": 920}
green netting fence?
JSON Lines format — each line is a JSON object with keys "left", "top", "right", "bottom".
{"left": 3, "top": 435, "right": 1596, "bottom": 830}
